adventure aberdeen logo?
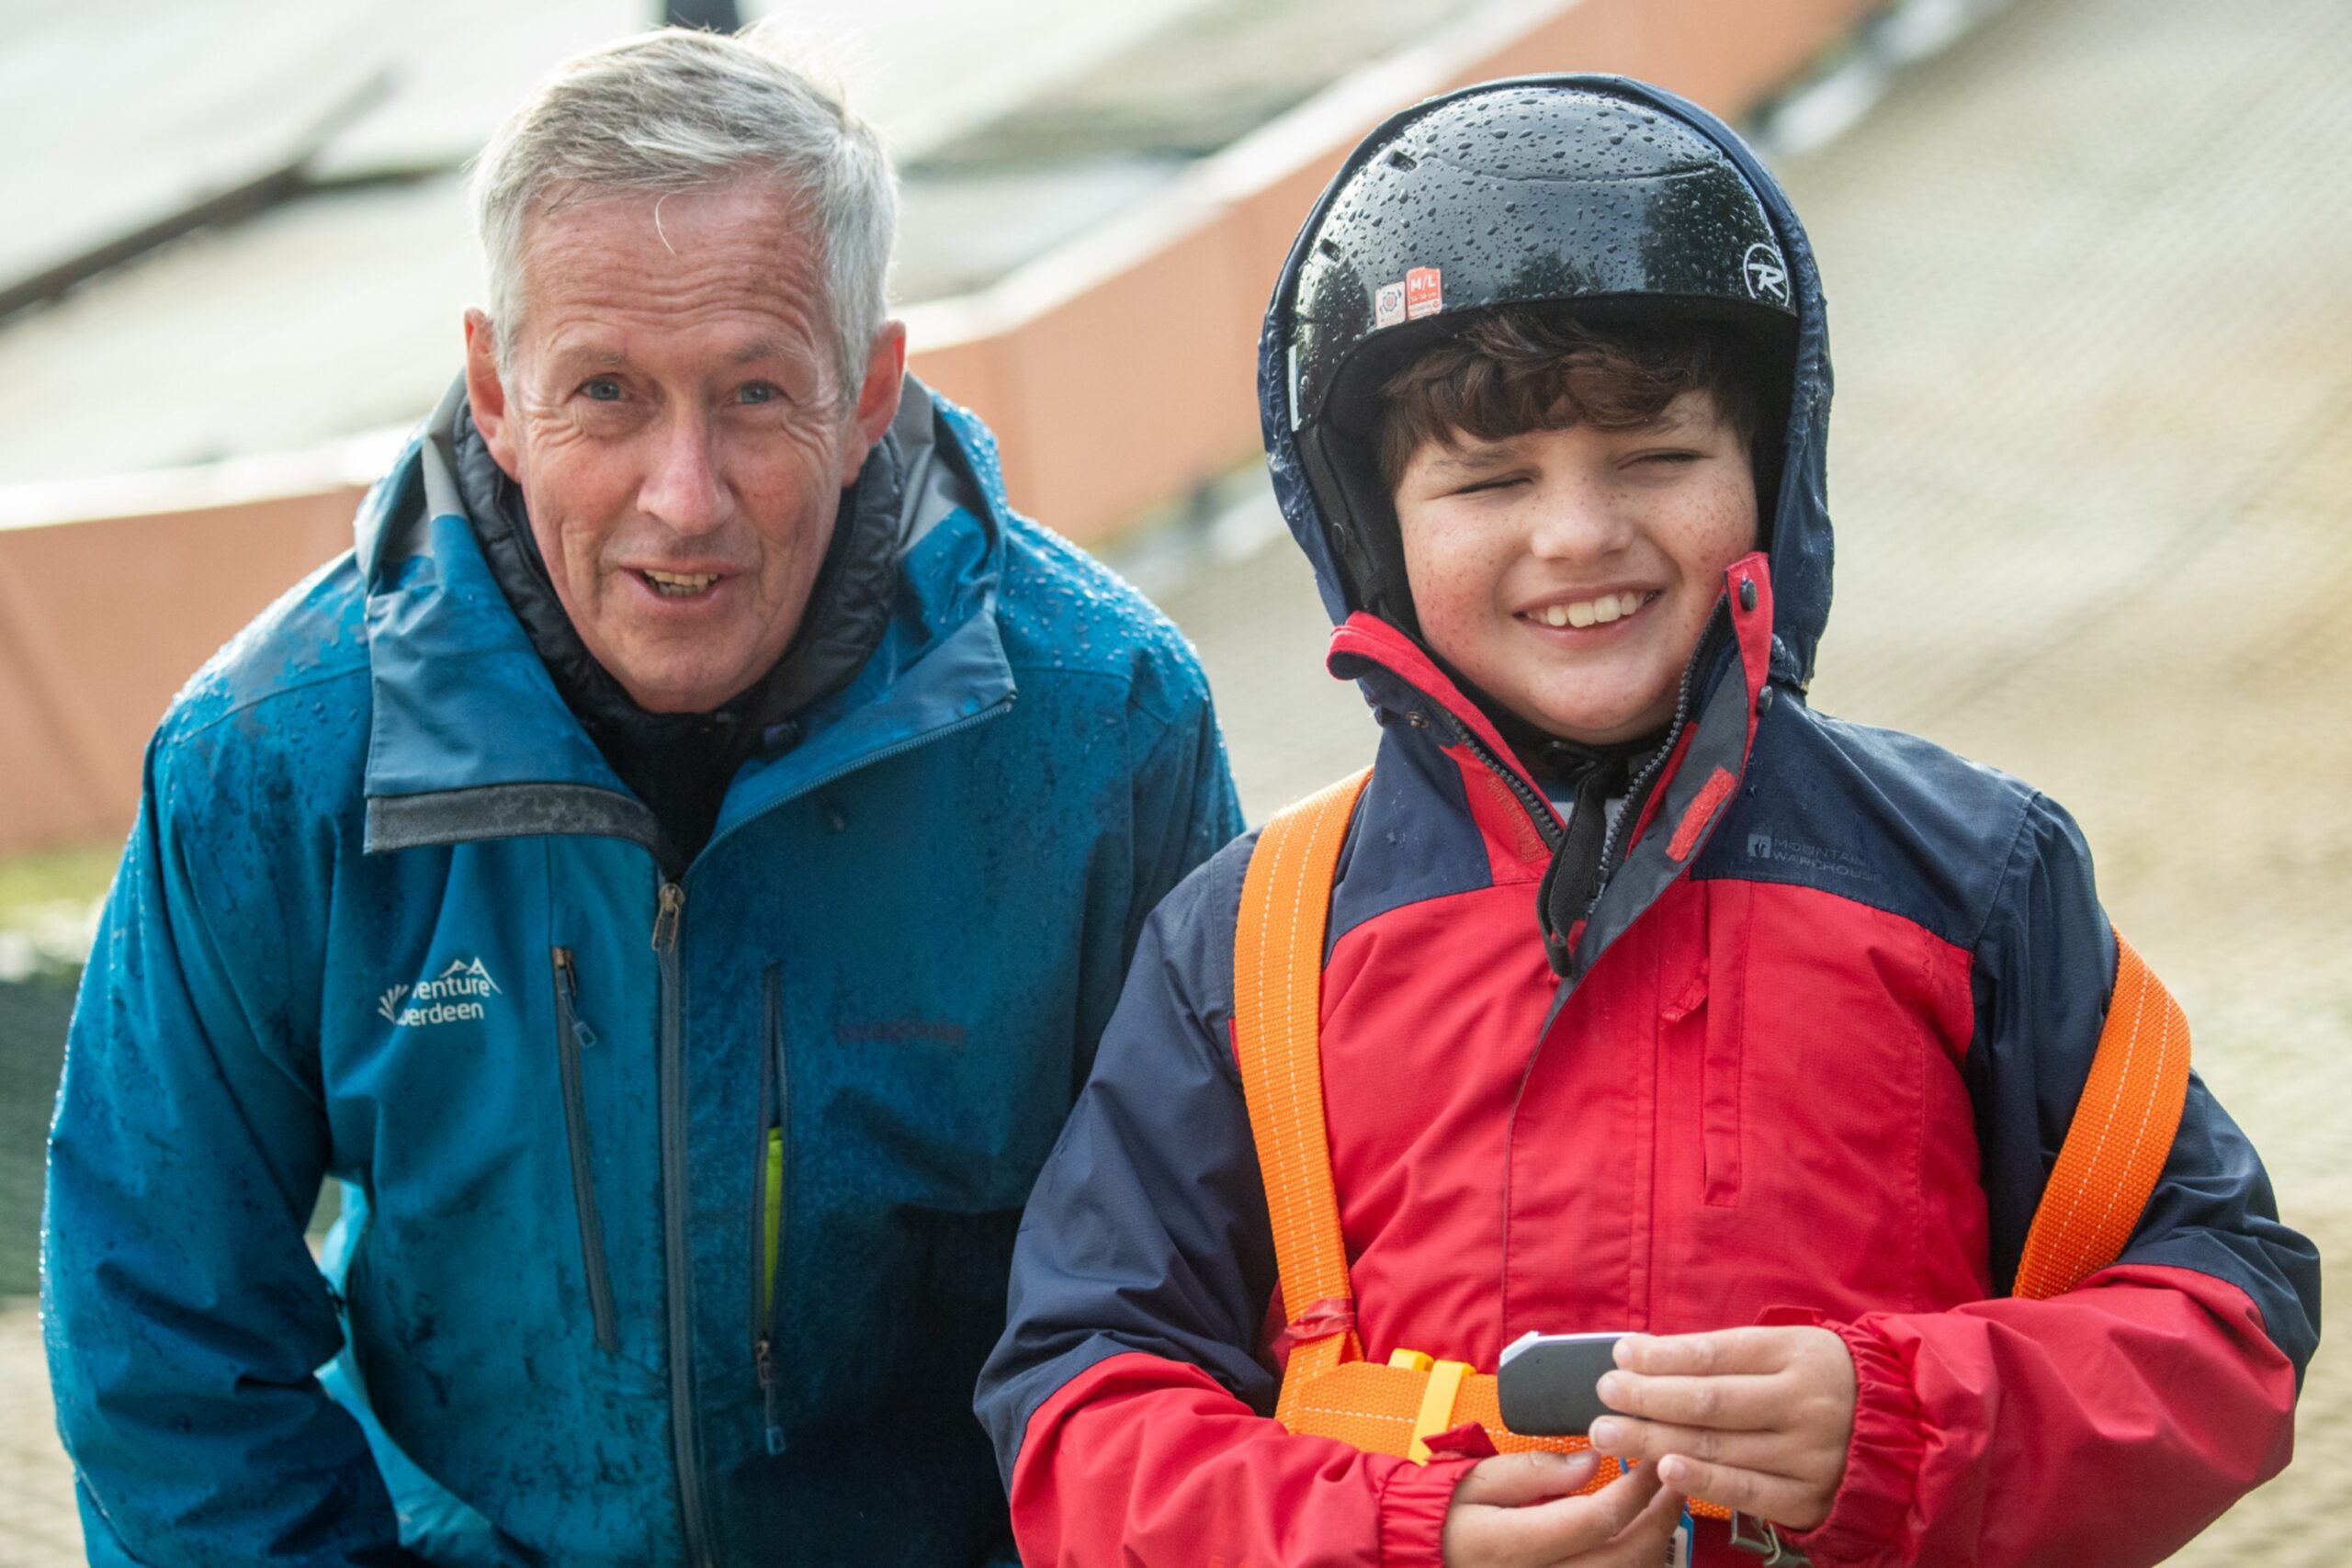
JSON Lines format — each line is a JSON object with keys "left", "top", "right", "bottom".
{"left": 377, "top": 957, "right": 503, "bottom": 1028}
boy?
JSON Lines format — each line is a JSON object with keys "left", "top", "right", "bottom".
{"left": 977, "top": 78, "right": 2317, "bottom": 1566}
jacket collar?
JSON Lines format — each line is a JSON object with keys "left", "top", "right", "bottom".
{"left": 1328, "top": 612, "right": 1553, "bottom": 805}
{"left": 1329, "top": 556, "right": 1778, "bottom": 988}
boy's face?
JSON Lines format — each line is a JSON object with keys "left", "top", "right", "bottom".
{"left": 1393, "top": 389, "right": 1759, "bottom": 747}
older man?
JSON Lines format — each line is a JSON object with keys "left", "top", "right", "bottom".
{"left": 43, "top": 28, "right": 1239, "bottom": 1567}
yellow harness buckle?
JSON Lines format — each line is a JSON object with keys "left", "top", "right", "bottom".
{"left": 1407, "top": 1356, "right": 1473, "bottom": 1463}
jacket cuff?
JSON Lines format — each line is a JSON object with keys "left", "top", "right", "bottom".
{"left": 1785, "top": 1320, "right": 1923, "bottom": 1568}
{"left": 1377, "top": 1457, "right": 1477, "bottom": 1568}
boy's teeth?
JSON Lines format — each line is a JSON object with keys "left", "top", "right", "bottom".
{"left": 1537, "top": 592, "right": 1648, "bottom": 629}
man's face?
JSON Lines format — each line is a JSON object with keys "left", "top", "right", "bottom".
{"left": 1392, "top": 390, "right": 1760, "bottom": 746}
{"left": 466, "top": 179, "right": 904, "bottom": 714}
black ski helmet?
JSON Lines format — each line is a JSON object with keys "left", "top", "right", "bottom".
{"left": 1276, "top": 76, "right": 1801, "bottom": 626}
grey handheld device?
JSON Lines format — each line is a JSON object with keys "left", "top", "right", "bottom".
{"left": 1496, "top": 1330, "right": 1629, "bottom": 1437}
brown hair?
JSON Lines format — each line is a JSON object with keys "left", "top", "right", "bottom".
{"left": 1375, "top": 308, "right": 1769, "bottom": 489}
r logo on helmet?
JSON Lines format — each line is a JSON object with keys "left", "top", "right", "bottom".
{"left": 1744, "top": 243, "right": 1790, "bottom": 305}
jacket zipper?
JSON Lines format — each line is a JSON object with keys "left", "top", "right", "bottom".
{"left": 751, "top": 963, "right": 788, "bottom": 1455}
{"left": 1592, "top": 597, "right": 1731, "bottom": 897}
{"left": 650, "top": 881, "right": 717, "bottom": 1568}
{"left": 632, "top": 697, "right": 1015, "bottom": 1558}
{"left": 551, "top": 948, "right": 619, "bottom": 1354}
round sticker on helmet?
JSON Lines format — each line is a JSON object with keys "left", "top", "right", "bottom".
{"left": 1744, "top": 243, "right": 1790, "bottom": 305}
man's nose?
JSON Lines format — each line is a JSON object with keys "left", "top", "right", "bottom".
{"left": 638, "top": 410, "right": 727, "bottom": 536}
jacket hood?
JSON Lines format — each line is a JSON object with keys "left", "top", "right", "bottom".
{"left": 1259, "top": 74, "right": 1836, "bottom": 691}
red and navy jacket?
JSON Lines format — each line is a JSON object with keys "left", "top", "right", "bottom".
{"left": 976, "top": 80, "right": 2319, "bottom": 1568}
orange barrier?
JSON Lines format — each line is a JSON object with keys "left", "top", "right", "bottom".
{"left": 0, "top": 0, "right": 1878, "bottom": 855}
{"left": 0, "top": 486, "right": 365, "bottom": 849}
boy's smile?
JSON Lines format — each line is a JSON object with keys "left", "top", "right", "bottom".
{"left": 1393, "top": 390, "right": 1759, "bottom": 746}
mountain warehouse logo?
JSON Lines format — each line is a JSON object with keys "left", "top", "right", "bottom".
{"left": 1746, "top": 832, "right": 1883, "bottom": 885}
{"left": 377, "top": 958, "right": 502, "bottom": 1028}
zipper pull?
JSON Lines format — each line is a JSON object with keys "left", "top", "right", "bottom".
{"left": 553, "top": 948, "right": 598, "bottom": 1048}
{"left": 754, "top": 1337, "right": 786, "bottom": 1455}
{"left": 650, "top": 882, "right": 685, "bottom": 953}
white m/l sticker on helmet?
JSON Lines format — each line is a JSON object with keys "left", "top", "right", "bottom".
{"left": 1744, "top": 242, "right": 1790, "bottom": 305}
{"left": 1405, "top": 266, "right": 1442, "bottom": 320}
{"left": 377, "top": 956, "right": 503, "bottom": 1028}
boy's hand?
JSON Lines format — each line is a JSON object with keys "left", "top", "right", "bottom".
{"left": 1586, "top": 1326, "right": 1856, "bottom": 1531}
{"left": 1441, "top": 1451, "right": 1684, "bottom": 1567}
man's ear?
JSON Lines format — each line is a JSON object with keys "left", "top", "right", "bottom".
{"left": 462, "top": 308, "right": 525, "bottom": 483}
{"left": 836, "top": 320, "right": 910, "bottom": 488}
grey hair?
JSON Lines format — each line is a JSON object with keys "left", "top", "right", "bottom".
{"left": 469, "top": 24, "right": 896, "bottom": 398}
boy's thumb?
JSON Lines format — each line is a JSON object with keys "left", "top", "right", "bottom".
{"left": 1453, "top": 1450, "right": 1600, "bottom": 1506}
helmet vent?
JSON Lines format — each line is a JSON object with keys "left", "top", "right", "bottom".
{"left": 1387, "top": 149, "right": 1419, "bottom": 171}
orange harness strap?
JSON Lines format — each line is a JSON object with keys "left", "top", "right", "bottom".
{"left": 1232, "top": 771, "right": 2194, "bottom": 1515}
{"left": 2013, "top": 930, "right": 2192, "bottom": 1299}
{"left": 1233, "top": 768, "right": 1372, "bottom": 1410}
{"left": 1231, "top": 769, "right": 1635, "bottom": 1503}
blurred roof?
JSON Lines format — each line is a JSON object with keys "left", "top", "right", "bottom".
{"left": 0, "top": 0, "right": 1483, "bottom": 487}
{"left": 0, "top": 0, "right": 1238, "bottom": 484}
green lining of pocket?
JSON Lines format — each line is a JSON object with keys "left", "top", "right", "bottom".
{"left": 759, "top": 1126, "right": 784, "bottom": 1324}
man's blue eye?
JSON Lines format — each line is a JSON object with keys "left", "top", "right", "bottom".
{"left": 741, "top": 382, "right": 779, "bottom": 405}
{"left": 582, "top": 379, "right": 621, "bottom": 402}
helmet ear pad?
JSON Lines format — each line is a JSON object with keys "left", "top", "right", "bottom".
{"left": 1299, "top": 418, "right": 1419, "bottom": 635}
{"left": 1300, "top": 309, "right": 1483, "bottom": 632}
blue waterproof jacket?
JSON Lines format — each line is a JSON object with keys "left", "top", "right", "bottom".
{"left": 43, "top": 378, "right": 1241, "bottom": 1566}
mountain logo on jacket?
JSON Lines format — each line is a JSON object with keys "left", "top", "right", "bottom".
{"left": 377, "top": 958, "right": 503, "bottom": 1028}
{"left": 1743, "top": 831, "right": 1883, "bottom": 886}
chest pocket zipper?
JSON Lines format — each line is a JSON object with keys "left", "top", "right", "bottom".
{"left": 552, "top": 948, "right": 620, "bottom": 1353}
{"left": 1659, "top": 898, "right": 1746, "bottom": 1209}
{"left": 752, "top": 963, "right": 788, "bottom": 1454}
